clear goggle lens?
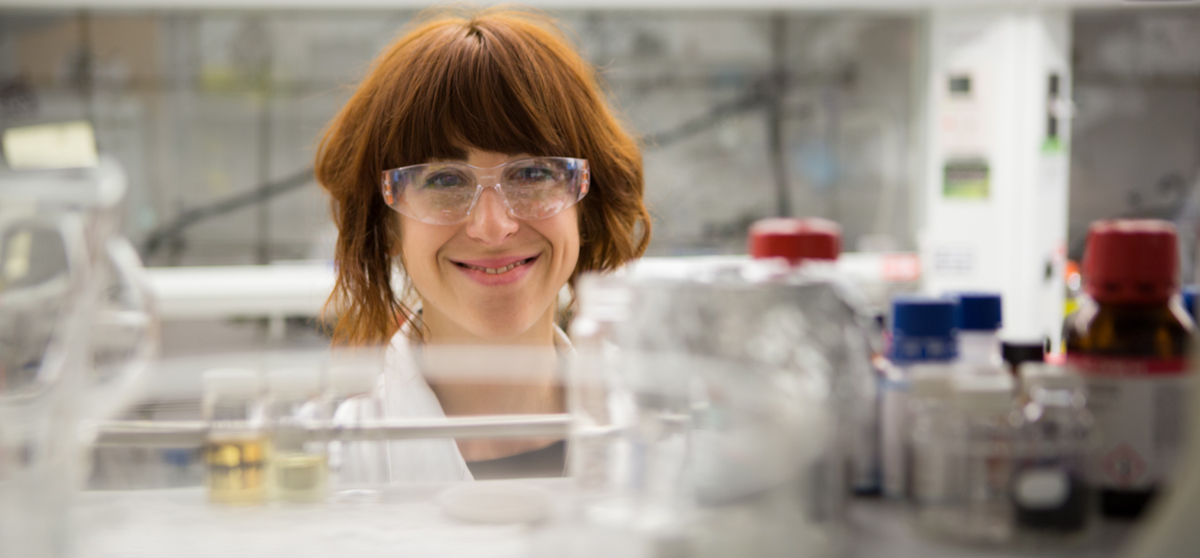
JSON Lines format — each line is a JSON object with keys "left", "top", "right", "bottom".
{"left": 381, "top": 157, "right": 589, "bottom": 225}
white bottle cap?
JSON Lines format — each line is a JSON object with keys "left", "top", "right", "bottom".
{"left": 266, "top": 367, "right": 321, "bottom": 399}
{"left": 328, "top": 365, "right": 379, "bottom": 397}
{"left": 952, "top": 373, "right": 1014, "bottom": 414}
{"left": 202, "top": 368, "right": 262, "bottom": 400}
{"left": 909, "top": 364, "right": 954, "bottom": 399}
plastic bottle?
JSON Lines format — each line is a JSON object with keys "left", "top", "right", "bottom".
{"left": 955, "top": 293, "right": 1003, "bottom": 367}
{"left": 1063, "top": 219, "right": 1194, "bottom": 519}
{"left": 265, "top": 367, "right": 327, "bottom": 503}
{"left": 907, "top": 365, "right": 957, "bottom": 532}
{"left": 327, "top": 363, "right": 389, "bottom": 501}
{"left": 949, "top": 373, "right": 1016, "bottom": 543}
{"left": 202, "top": 368, "right": 267, "bottom": 505}
{"left": 1010, "top": 363, "right": 1091, "bottom": 535}
{"left": 881, "top": 296, "right": 957, "bottom": 500}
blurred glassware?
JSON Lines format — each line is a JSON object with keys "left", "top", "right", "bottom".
{"left": 202, "top": 367, "right": 266, "bottom": 505}
{"left": 265, "top": 367, "right": 327, "bottom": 503}
{"left": 568, "top": 261, "right": 839, "bottom": 558}
{"left": 1010, "top": 364, "right": 1092, "bottom": 537}
{"left": 748, "top": 217, "right": 882, "bottom": 498}
{"left": 327, "top": 353, "right": 390, "bottom": 502}
{"left": 0, "top": 158, "right": 158, "bottom": 557}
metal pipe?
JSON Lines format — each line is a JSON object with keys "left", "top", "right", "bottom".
{"left": 92, "top": 414, "right": 573, "bottom": 448}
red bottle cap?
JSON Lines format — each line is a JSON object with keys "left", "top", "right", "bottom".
{"left": 748, "top": 217, "right": 841, "bottom": 264}
{"left": 1083, "top": 219, "right": 1178, "bottom": 303}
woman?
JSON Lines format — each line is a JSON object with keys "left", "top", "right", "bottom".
{"left": 314, "top": 8, "right": 650, "bottom": 482}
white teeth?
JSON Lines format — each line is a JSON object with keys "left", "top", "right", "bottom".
{"left": 463, "top": 258, "right": 531, "bottom": 275}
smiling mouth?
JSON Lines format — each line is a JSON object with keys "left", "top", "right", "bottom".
{"left": 453, "top": 256, "right": 538, "bottom": 275}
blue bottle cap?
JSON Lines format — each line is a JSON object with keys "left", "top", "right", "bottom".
{"left": 1183, "top": 285, "right": 1198, "bottom": 321}
{"left": 890, "top": 295, "right": 958, "bottom": 363}
{"left": 955, "top": 292, "right": 1003, "bottom": 331}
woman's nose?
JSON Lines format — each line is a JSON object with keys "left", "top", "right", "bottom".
{"left": 464, "top": 185, "right": 519, "bottom": 245}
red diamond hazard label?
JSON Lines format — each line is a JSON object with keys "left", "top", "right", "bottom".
{"left": 1102, "top": 444, "right": 1147, "bottom": 487}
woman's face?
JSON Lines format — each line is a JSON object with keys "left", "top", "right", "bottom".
{"left": 399, "top": 148, "right": 581, "bottom": 341}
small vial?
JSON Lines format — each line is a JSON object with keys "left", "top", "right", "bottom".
{"left": 1011, "top": 363, "right": 1092, "bottom": 535}
{"left": 203, "top": 368, "right": 267, "bottom": 505}
{"left": 327, "top": 363, "right": 389, "bottom": 501}
{"left": 955, "top": 293, "right": 1003, "bottom": 367}
{"left": 949, "top": 373, "right": 1016, "bottom": 544}
{"left": 265, "top": 368, "right": 328, "bottom": 503}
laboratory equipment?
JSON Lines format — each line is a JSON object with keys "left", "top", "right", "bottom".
{"left": 328, "top": 359, "right": 389, "bottom": 501}
{"left": 1064, "top": 219, "right": 1192, "bottom": 519}
{"left": 748, "top": 217, "right": 881, "bottom": 497}
{"left": 906, "top": 365, "right": 957, "bottom": 532}
{"left": 570, "top": 266, "right": 833, "bottom": 558}
{"left": 919, "top": 9, "right": 1071, "bottom": 349}
{"left": 265, "top": 367, "right": 327, "bottom": 503}
{"left": 881, "top": 295, "right": 957, "bottom": 499}
{"left": 0, "top": 159, "right": 157, "bottom": 557}
{"left": 202, "top": 368, "right": 267, "bottom": 505}
{"left": 948, "top": 373, "right": 1017, "bottom": 544}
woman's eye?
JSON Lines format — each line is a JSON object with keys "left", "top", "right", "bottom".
{"left": 424, "top": 172, "right": 467, "bottom": 189}
{"left": 512, "top": 166, "right": 555, "bottom": 184}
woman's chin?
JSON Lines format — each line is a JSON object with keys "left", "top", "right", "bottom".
{"left": 462, "top": 316, "right": 544, "bottom": 342}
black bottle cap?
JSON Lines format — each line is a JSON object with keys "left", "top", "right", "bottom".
{"left": 1002, "top": 340, "right": 1046, "bottom": 367}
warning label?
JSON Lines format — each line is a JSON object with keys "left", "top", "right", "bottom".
{"left": 1101, "top": 443, "right": 1147, "bottom": 487}
{"left": 1068, "top": 356, "right": 1192, "bottom": 491}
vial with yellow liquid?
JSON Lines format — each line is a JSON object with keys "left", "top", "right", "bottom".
{"left": 265, "top": 368, "right": 328, "bottom": 503}
{"left": 202, "top": 368, "right": 267, "bottom": 505}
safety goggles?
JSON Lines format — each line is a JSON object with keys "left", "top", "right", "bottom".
{"left": 381, "top": 157, "right": 589, "bottom": 225}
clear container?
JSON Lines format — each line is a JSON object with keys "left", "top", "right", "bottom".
{"left": 907, "top": 365, "right": 957, "bottom": 526}
{"left": 1010, "top": 363, "right": 1092, "bottom": 535}
{"left": 265, "top": 367, "right": 327, "bottom": 503}
{"left": 948, "top": 373, "right": 1016, "bottom": 544}
{"left": 569, "top": 271, "right": 832, "bottom": 558}
{"left": 327, "top": 362, "right": 389, "bottom": 502}
{"left": 202, "top": 367, "right": 267, "bottom": 505}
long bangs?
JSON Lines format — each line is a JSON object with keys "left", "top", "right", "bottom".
{"left": 377, "top": 13, "right": 589, "bottom": 169}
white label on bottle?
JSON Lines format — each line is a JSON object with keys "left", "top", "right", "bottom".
{"left": 1074, "top": 358, "right": 1190, "bottom": 490}
{"left": 1015, "top": 468, "right": 1069, "bottom": 509}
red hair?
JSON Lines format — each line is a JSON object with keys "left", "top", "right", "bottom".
{"left": 315, "top": 7, "right": 650, "bottom": 345}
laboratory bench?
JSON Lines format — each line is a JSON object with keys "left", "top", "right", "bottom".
{"left": 73, "top": 482, "right": 1134, "bottom": 558}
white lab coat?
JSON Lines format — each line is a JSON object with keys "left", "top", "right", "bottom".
{"left": 380, "top": 324, "right": 574, "bottom": 484}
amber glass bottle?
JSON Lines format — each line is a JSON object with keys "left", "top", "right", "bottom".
{"left": 1064, "top": 220, "right": 1193, "bottom": 520}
